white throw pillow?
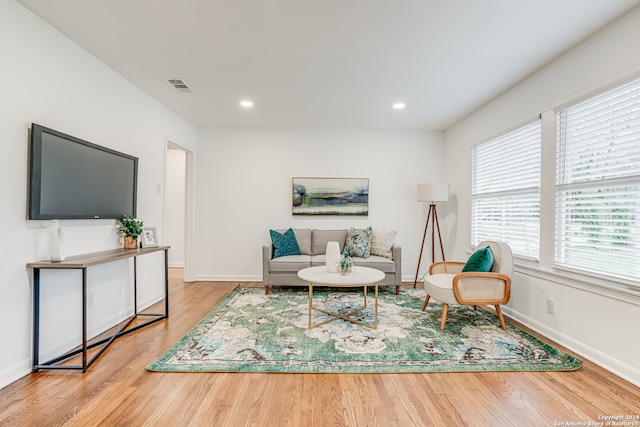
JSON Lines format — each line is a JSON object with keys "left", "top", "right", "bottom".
{"left": 370, "top": 228, "right": 397, "bottom": 259}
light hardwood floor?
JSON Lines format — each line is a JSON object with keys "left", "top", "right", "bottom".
{"left": 1, "top": 269, "right": 639, "bottom": 426}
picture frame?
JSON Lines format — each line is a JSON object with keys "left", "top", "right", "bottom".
{"left": 292, "top": 177, "right": 369, "bottom": 216}
{"left": 140, "top": 226, "right": 159, "bottom": 248}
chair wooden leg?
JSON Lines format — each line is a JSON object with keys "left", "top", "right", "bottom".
{"left": 495, "top": 305, "right": 506, "bottom": 330}
{"left": 440, "top": 304, "right": 448, "bottom": 330}
{"left": 421, "top": 295, "right": 431, "bottom": 311}
{"left": 264, "top": 286, "right": 269, "bottom": 295}
{"left": 396, "top": 286, "right": 399, "bottom": 295}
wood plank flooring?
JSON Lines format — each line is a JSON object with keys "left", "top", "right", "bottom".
{"left": 1, "top": 269, "right": 639, "bottom": 426}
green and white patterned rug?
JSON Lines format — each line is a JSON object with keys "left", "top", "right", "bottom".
{"left": 147, "top": 285, "right": 582, "bottom": 373}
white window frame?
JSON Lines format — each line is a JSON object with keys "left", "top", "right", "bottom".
{"left": 471, "top": 119, "right": 542, "bottom": 260}
{"left": 554, "top": 76, "right": 640, "bottom": 285}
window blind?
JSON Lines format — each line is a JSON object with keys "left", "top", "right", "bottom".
{"left": 555, "top": 77, "right": 640, "bottom": 281}
{"left": 471, "top": 120, "right": 541, "bottom": 258}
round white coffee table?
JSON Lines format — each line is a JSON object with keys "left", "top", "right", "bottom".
{"left": 297, "top": 266, "right": 385, "bottom": 330}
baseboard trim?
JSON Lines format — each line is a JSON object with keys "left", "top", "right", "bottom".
{"left": 0, "top": 294, "right": 166, "bottom": 391}
{"left": 0, "top": 359, "right": 31, "bottom": 390}
{"left": 194, "top": 274, "right": 262, "bottom": 282}
{"left": 502, "top": 306, "right": 640, "bottom": 387}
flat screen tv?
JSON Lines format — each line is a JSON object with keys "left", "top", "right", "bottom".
{"left": 28, "top": 123, "right": 138, "bottom": 220}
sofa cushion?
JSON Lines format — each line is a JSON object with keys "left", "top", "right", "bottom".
{"left": 311, "top": 229, "right": 348, "bottom": 255}
{"left": 344, "top": 226, "right": 372, "bottom": 258}
{"left": 370, "top": 228, "right": 397, "bottom": 259}
{"left": 351, "top": 255, "right": 396, "bottom": 273}
{"left": 462, "top": 246, "right": 494, "bottom": 272}
{"left": 269, "top": 255, "right": 311, "bottom": 273}
{"left": 311, "top": 254, "right": 326, "bottom": 267}
{"left": 270, "top": 228, "right": 301, "bottom": 258}
{"left": 312, "top": 254, "right": 394, "bottom": 272}
{"left": 292, "top": 228, "right": 312, "bottom": 255}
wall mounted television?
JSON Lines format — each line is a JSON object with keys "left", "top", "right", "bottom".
{"left": 28, "top": 123, "right": 138, "bottom": 220}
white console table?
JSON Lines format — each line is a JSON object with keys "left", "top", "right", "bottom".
{"left": 27, "top": 246, "right": 170, "bottom": 373}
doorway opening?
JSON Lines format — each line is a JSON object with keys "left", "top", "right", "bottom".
{"left": 165, "top": 140, "right": 195, "bottom": 282}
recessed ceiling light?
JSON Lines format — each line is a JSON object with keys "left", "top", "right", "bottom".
{"left": 393, "top": 103, "right": 406, "bottom": 109}
{"left": 240, "top": 100, "right": 254, "bottom": 108}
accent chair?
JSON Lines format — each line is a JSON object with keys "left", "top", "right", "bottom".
{"left": 421, "top": 241, "right": 513, "bottom": 330}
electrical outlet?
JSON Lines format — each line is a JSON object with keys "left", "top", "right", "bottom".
{"left": 88, "top": 292, "right": 95, "bottom": 309}
{"left": 546, "top": 298, "right": 555, "bottom": 315}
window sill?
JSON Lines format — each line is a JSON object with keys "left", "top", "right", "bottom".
{"left": 514, "top": 262, "right": 640, "bottom": 306}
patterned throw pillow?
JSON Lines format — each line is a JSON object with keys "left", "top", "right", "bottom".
{"left": 344, "top": 226, "right": 372, "bottom": 258}
{"left": 462, "top": 246, "right": 494, "bottom": 272}
{"left": 370, "top": 228, "right": 397, "bottom": 259}
{"left": 270, "top": 228, "right": 301, "bottom": 258}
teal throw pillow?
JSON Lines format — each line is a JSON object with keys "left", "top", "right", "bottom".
{"left": 344, "top": 226, "right": 372, "bottom": 258}
{"left": 462, "top": 246, "right": 494, "bottom": 272}
{"left": 270, "top": 228, "right": 301, "bottom": 258}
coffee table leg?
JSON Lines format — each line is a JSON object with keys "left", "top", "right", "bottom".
{"left": 374, "top": 282, "right": 379, "bottom": 328}
{"left": 305, "top": 277, "right": 381, "bottom": 330}
{"left": 364, "top": 285, "right": 367, "bottom": 308}
{"left": 308, "top": 283, "right": 313, "bottom": 329}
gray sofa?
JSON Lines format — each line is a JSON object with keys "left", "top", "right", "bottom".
{"left": 262, "top": 228, "right": 401, "bottom": 295}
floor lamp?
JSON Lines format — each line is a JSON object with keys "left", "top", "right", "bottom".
{"left": 413, "top": 183, "right": 450, "bottom": 288}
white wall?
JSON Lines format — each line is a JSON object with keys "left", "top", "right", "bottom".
{"left": 6, "top": 0, "right": 639, "bottom": 393}
{"left": 445, "top": 6, "right": 640, "bottom": 385}
{"left": 195, "top": 128, "right": 445, "bottom": 282}
{"left": 0, "top": 1, "right": 197, "bottom": 389}
{"left": 166, "top": 149, "right": 186, "bottom": 267}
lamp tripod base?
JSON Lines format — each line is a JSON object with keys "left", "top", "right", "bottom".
{"left": 413, "top": 204, "right": 445, "bottom": 288}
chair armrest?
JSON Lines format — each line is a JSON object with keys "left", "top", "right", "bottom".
{"left": 262, "top": 242, "right": 273, "bottom": 285}
{"left": 452, "top": 272, "right": 511, "bottom": 305}
{"left": 429, "top": 261, "right": 465, "bottom": 275}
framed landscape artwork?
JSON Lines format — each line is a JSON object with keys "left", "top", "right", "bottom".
{"left": 292, "top": 177, "right": 369, "bottom": 216}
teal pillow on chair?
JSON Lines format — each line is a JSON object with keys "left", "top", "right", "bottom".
{"left": 462, "top": 246, "right": 494, "bottom": 272}
{"left": 270, "top": 228, "right": 301, "bottom": 258}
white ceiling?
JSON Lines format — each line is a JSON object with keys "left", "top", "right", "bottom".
{"left": 17, "top": 0, "right": 640, "bottom": 130}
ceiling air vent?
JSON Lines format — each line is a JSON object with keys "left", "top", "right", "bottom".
{"left": 164, "top": 78, "right": 193, "bottom": 93}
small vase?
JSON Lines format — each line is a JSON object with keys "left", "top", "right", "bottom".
{"left": 49, "top": 219, "right": 65, "bottom": 262}
{"left": 124, "top": 235, "right": 138, "bottom": 249}
{"left": 326, "top": 241, "right": 340, "bottom": 272}
{"left": 339, "top": 251, "right": 353, "bottom": 275}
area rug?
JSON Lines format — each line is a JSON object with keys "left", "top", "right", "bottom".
{"left": 147, "top": 285, "right": 582, "bottom": 373}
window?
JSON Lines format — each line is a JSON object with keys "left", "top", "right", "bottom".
{"left": 471, "top": 120, "right": 541, "bottom": 259}
{"left": 555, "top": 77, "right": 640, "bottom": 281}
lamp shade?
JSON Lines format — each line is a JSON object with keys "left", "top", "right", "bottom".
{"left": 417, "top": 183, "right": 449, "bottom": 202}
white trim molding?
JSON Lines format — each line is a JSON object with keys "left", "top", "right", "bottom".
{"left": 515, "top": 264, "right": 640, "bottom": 307}
{"left": 502, "top": 305, "right": 640, "bottom": 388}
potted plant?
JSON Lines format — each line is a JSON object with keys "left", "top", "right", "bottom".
{"left": 117, "top": 215, "right": 144, "bottom": 249}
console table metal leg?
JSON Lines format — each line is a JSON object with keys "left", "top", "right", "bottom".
{"left": 32, "top": 268, "right": 40, "bottom": 372}
{"left": 133, "top": 257, "right": 138, "bottom": 315}
{"left": 82, "top": 267, "right": 88, "bottom": 372}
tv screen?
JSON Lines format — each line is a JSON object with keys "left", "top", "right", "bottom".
{"left": 28, "top": 123, "right": 138, "bottom": 220}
